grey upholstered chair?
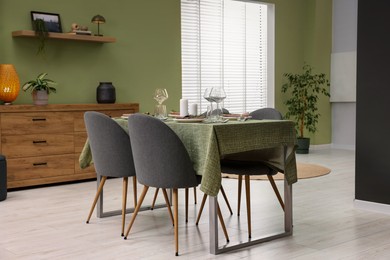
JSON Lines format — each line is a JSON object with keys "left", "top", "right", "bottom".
{"left": 150, "top": 108, "right": 233, "bottom": 222}
{"left": 84, "top": 111, "right": 138, "bottom": 237}
{"left": 221, "top": 107, "right": 284, "bottom": 238}
{"left": 124, "top": 114, "right": 228, "bottom": 256}
{"left": 249, "top": 107, "right": 283, "bottom": 120}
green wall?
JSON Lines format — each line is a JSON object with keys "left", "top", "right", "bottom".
{"left": 0, "top": 0, "right": 182, "bottom": 112}
{"left": 0, "top": 0, "right": 332, "bottom": 144}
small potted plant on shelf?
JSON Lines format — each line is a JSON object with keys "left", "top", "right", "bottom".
{"left": 281, "top": 64, "right": 330, "bottom": 154}
{"left": 22, "top": 72, "right": 57, "bottom": 105}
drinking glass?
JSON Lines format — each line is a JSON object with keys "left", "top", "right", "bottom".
{"left": 203, "top": 87, "right": 215, "bottom": 122}
{"left": 154, "top": 104, "right": 167, "bottom": 120}
{"left": 154, "top": 88, "right": 168, "bottom": 105}
{"left": 153, "top": 88, "right": 168, "bottom": 119}
{"left": 209, "top": 86, "right": 226, "bottom": 122}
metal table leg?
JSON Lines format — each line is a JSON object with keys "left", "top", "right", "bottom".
{"left": 209, "top": 180, "right": 293, "bottom": 254}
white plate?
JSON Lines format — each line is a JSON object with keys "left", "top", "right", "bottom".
{"left": 222, "top": 116, "right": 239, "bottom": 120}
{"left": 173, "top": 118, "right": 204, "bottom": 123}
{"left": 168, "top": 113, "right": 182, "bottom": 118}
{"left": 222, "top": 116, "right": 252, "bottom": 121}
{"left": 121, "top": 114, "right": 134, "bottom": 119}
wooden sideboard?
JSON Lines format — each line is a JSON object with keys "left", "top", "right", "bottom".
{"left": 0, "top": 103, "right": 139, "bottom": 189}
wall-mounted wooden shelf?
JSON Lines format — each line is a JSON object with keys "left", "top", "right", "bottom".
{"left": 12, "top": 30, "right": 116, "bottom": 43}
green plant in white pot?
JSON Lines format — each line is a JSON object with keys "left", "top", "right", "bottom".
{"left": 281, "top": 64, "right": 330, "bottom": 154}
{"left": 22, "top": 72, "right": 57, "bottom": 105}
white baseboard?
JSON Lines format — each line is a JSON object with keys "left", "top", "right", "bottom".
{"left": 354, "top": 199, "right": 390, "bottom": 215}
{"left": 310, "top": 144, "right": 332, "bottom": 150}
{"left": 309, "top": 143, "right": 355, "bottom": 151}
{"left": 331, "top": 143, "right": 356, "bottom": 150}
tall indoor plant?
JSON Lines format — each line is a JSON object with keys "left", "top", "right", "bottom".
{"left": 281, "top": 64, "right": 330, "bottom": 154}
{"left": 22, "top": 72, "right": 57, "bottom": 105}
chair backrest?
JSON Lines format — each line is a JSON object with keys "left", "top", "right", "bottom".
{"left": 249, "top": 108, "right": 282, "bottom": 120}
{"left": 128, "top": 114, "right": 198, "bottom": 189}
{"left": 84, "top": 111, "right": 136, "bottom": 178}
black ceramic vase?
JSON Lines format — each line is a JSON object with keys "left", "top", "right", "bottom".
{"left": 96, "top": 82, "right": 116, "bottom": 103}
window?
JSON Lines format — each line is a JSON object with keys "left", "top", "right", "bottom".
{"left": 181, "top": 0, "right": 275, "bottom": 114}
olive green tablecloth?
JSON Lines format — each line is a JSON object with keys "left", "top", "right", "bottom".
{"left": 166, "top": 120, "right": 298, "bottom": 196}
{"left": 79, "top": 118, "right": 298, "bottom": 197}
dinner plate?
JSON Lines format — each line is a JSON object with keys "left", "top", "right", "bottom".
{"left": 222, "top": 116, "right": 252, "bottom": 121}
{"left": 222, "top": 116, "right": 239, "bottom": 120}
{"left": 123, "top": 113, "right": 133, "bottom": 116}
{"left": 173, "top": 118, "right": 204, "bottom": 123}
{"left": 168, "top": 113, "right": 182, "bottom": 118}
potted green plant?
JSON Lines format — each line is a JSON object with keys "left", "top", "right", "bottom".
{"left": 22, "top": 72, "right": 57, "bottom": 105}
{"left": 281, "top": 64, "right": 330, "bottom": 154}
{"left": 33, "top": 19, "right": 48, "bottom": 55}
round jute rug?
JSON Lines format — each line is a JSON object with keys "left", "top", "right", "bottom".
{"left": 222, "top": 162, "right": 331, "bottom": 180}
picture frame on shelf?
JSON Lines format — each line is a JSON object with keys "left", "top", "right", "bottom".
{"left": 31, "top": 11, "right": 62, "bottom": 33}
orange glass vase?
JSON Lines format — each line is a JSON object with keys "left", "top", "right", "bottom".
{"left": 0, "top": 64, "right": 20, "bottom": 105}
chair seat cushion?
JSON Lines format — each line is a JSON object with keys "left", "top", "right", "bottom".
{"left": 221, "top": 159, "right": 277, "bottom": 176}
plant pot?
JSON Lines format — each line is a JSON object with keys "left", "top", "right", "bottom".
{"left": 296, "top": 137, "right": 310, "bottom": 154}
{"left": 32, "top": 90, "right": 49, "bottom": 105}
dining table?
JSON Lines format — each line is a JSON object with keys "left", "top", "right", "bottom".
{"left": 79, "top": 116, "right": 298, "bottom": 254}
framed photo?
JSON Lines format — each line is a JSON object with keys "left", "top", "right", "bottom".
{"left": 31, "top": 11, "right": 62, "bottom": 33}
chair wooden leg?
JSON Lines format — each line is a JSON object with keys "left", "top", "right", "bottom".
{"left": 124, "top": 186, "right": 149, "bottom": 239}
{"left": 217, "top": 202, "right": 230, "bottom": 242}
{"left": 193, "top": 187, "right": 197, "bottom": 204}
{"left": 196, "top": 185, "right": 232, "bottom": 224}
{"left": 267, "top": 175, "right": 285, "bottom": 211}
{"left": 195, "top": 193, "right": 207, "bottom": 225}
{"left": 185, "top": 188, "right": 189, "bottom": 223}
{"left": 237, "top": 175, "right": 242, "bottom": 216}
{"left": 121, "top": 177, "right": 128, "bottom": 236}
{"left": 245, "top": 175, "right": 251, "bottom": 238}
{"left": 173, "top": 188, "right": 179, "bottom": 256}
{"left": 220, "top": 185, "right": 233, "bottom": 215}
{"left": 151, "top": 188, "right": 160, "bottom": 210}
{"left": 162, "top": 188, "right": 174, "bottom": 226}
{"left": 86, "top": 176, "right": 107, "bottom": 224}
{"left": 132, "top": 176, "right": 137, "bottom": 208}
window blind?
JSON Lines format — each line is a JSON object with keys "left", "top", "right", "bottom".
{"left": 181, "top": 0, "right": 273, "bottom": 114}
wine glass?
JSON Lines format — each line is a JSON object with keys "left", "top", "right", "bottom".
{"left": 153, "top": 88, "right": 168, "bottom": 119}
{"left": 203, "top": 87, "right": 214, "bottom": 122}
{"left": 209, "top": 86, "right": 226, "bottom": 122}
{"left": 154, "top": 88, "right": 168, "bottom": 105}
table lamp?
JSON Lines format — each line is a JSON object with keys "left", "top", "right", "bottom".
{"left": 91, "top": 15, "right": 106, "bottom": 36}
{"left": 0, "top": 64, "right": 20, "bottom": 105}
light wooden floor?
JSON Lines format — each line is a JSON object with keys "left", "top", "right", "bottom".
{"left": 1, "top": 148, "right": 390, "bottom": 259}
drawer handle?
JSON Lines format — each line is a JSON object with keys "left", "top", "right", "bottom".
{"left": 33, "top": 162, "right": 47, "bottom": 166}
{"left": 32, "top": 118, "right": 47, "bottom": 121}
{"left": 33, "top": 140, "right": 47, "bottom": 144}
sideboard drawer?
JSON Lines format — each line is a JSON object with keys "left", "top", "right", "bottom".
{"left": 2, "top": 134, "right": 74, "bottom": 158}
{"left": 0, "top": 103, "right": 139, "bottom": 188}
{"left": 1, "top": 112, "right": 74, "bottom": 135}
{"left": 7, "top": 154, "right": 75, "bottom": 182}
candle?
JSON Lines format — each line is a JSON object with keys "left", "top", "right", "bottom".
{"left": 189, "top": 103, "right": 198, "bottom": 116}
{"left": 180, "top": 98, "right": 188, "bottom": 117}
